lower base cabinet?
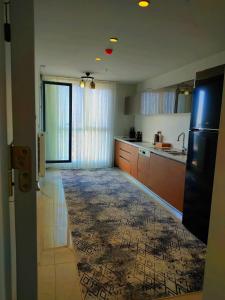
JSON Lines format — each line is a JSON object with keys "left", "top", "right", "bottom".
{"left": 137, "top": 154, "right": 151, "bottom": 187}
{"left": 115, "top": 141, "right": 138, "bottom": 179}
{"left": 148, "top": 153, "right": 185, "bottom": 212}
{"left": 115, "top": 140, "right": 185, "bottom": 212}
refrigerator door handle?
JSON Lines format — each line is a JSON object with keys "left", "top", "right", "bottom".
{"left": 190, "top": 128, "right": 200, "bottom": 132}
{"left": 190, "top": 128, "right": 219, "bottom": 131}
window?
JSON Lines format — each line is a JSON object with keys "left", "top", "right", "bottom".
{"left": 43, "top": 81, "right": 72, "bottom": 163}
{"left": 43, "top": 80, "right": 115, "bottom": 169}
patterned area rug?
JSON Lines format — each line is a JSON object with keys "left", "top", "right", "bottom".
{"left": 61, "top": 169, "right": 206, "bottom": 300}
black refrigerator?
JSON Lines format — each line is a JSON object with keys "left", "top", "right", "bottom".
{"left": 182, "top": 65, "right": 225, "bottom": 244}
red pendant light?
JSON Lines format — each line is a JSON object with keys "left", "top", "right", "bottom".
{"left": 105, "top": 48, "right": 113, "bottom": 55}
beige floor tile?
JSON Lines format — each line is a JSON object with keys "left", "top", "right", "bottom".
{"left": 54, "top": 247, "right": 76, "bottom": 265}
{"left": 54, "top": 226, "right": 68, "bottom": 248}
{"left": 42, "top": 227, "right": 55, "bottom": 249}
{"left": 38, "top": 265, "right": 55, "bottom": 300}
{"left": 38, "top": 170, "right": 81, "bottom": 300}
{"left": 162, "top": 292, "right": 202, "bottom": 300}
{"left": 55, "top": 263, "right": 83, "bottom": 300}
{"left": 39, "top": 249, "right": 55, "bottom": 266}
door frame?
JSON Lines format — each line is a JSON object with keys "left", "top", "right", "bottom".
{"left": 11, "top": 0, "right": 37, "bottom": 299}
{"left": 0, "top": 3, "right": 11, "bottom": 300}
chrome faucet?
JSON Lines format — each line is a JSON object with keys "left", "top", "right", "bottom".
{"left": 177, "top": 132, "right": 187, "bottom": 154}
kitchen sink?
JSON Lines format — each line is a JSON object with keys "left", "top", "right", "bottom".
{"left": 163, "top": 149, "right": 186, "bottom": 156}
{"left": 125, "top": 139, "right": 140, "bottom": 142}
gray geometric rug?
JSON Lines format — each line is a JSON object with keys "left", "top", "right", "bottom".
{"left": 61, "top": 168, "right": 206, "bottom": 300}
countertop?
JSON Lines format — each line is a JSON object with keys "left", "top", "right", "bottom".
{"left": 114, "top": 137, "right": 187, "bottom": 164}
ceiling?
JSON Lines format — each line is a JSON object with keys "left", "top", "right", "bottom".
{"left": 35, "top": 0, "right": 225, "bottom": 83}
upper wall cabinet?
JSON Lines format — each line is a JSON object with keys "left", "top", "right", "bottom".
{"left": 140, "top": 89, "right": 192, "bottom": 116}
{"left": 140, "top": 89, "right": 177, "bottom": 115}
{"left": 124, "top": 95, "right": 140, "bottom": 115}
{"left": 141, "top": 91, "right": 161, "bottom": 115}
{"left": 176, "top": 94, "right": 192, "bottom": 113}
{"left": 162, "top": 91, "right": 176, "bottom": 114}
{"left": 124, "top": 86, "right": 193, "bottom": 116}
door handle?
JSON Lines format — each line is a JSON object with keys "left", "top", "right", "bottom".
{"left": 36, "top": 181, "right": 41, "bottom": 191}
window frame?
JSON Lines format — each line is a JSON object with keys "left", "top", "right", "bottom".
{"left": 43, "top": 81, "right": 72, "bottom": 163}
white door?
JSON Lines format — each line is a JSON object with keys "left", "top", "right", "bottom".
{"left": 0, "top": 1, "right": 37, "bottom": 300}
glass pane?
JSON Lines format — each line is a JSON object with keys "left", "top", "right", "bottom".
{"left": 177, "top": 94, "right": 192, "bottom": 113}
{"left": 162, "top": 91, "right": 176, "bottom": 114}
{"left": 141, "top": 92, "right": 160, "bottom": 115}
{"left": 45, "top": 83, "right": 71, "bottom": 162}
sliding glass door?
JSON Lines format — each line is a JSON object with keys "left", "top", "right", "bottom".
{"left": 43, "top": 81, "right": 72, "bottom": 163}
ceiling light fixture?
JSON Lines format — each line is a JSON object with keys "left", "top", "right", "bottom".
{"left": 80, "top": 79, "right": 85, "bottom": 89}
{"left": 138, "top": 0, "right": 150, "bottom": 8}
{"left": 110, "top": 37, "right": 118, "bottom": 43}
{"left": 90, "top": 80, "right": 96, "bottom": 89}
{"left": 177, "top": 87, "right": 192, "bottom": 95}
{"left": 80, "top": 72, "right": 96, "bottom": 89}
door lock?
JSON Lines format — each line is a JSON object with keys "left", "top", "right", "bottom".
{"left": 9, "top": 145, "right": 32, "bottom": 195}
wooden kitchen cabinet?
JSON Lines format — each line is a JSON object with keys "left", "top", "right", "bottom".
{"left": 137, "top": 152, "right": 151, "bottom": 187}
{"left": 115, "top": 140, "right": 186, "bottom": 212}
{"left": 148, "top": 153, "right": 185, "bottom": 212}
{"left": 114, "top": 140, "right": 138, "bottom": 179}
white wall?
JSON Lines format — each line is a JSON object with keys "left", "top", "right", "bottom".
{"left": 135, "top": 113, "right": 190, "bottom": 148}
{"left": 138, "top": 50, "right": 225, "bottom": 91}
{"left": 133, "top": 50, "right": 225, "bottom": 150}
{"left": 114, "top": 83, "right": 137, "bottom": 136}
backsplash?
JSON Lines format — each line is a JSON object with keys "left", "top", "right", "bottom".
{"left": 134, "top": 113, "right": 191, "bottom": 149}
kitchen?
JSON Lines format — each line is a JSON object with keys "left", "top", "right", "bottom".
{"left": 114, "top": 65, "right": 224, "bottom": 245}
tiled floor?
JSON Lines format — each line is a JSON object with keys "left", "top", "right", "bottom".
{"left": 37, "top": 169, "right": 83, "bottom": 300}
{"left": 37, "top": 169, "right": 203, "bottom": 300}
{"left": 163, "top": 293, "right": 202, "bottom": 300}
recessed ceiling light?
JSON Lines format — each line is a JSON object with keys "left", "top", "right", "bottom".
{"left": 138, "top": 1, "right": 150, "bottom": 8}
{"left": 95, "top": 57, "right": 102, "bottom": 61}
{"left": 110, "top": 37, "right": 118, "bottom": 43}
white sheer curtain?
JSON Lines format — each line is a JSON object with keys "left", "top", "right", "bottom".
{"left": 45, "top": 84, "right": 70, "bottom": 161}
{"left": 162, "top": 90, "right": 176, "bottom": 114}
{"left": 45, "top": 79, "right": 116, "bottom": 169}
{"left": 71, "top": 82, "right": 115, "bottom": 168}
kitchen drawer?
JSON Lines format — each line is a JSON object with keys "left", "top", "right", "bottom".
{"left": 119, "top": 156, "right": 131, "bottom": 174}
{"left": 119, "top": 148, "right": 131, "bottom": 162}
{"left": 119, "top": 142, "right": 136, "bottom": 154}
{"left": 115, "top": 140, "right": 138, "bottom": 178}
